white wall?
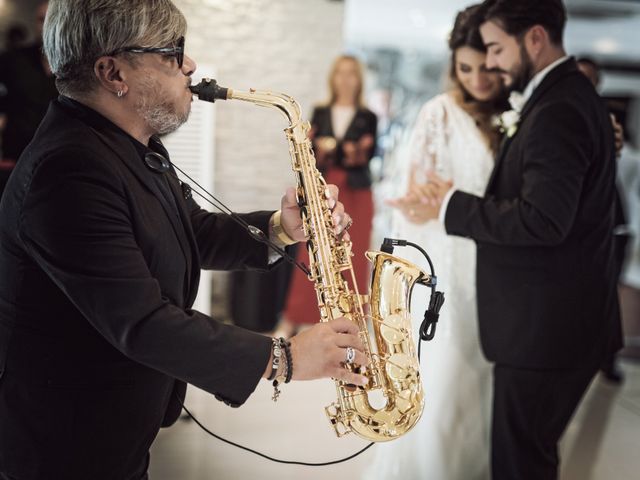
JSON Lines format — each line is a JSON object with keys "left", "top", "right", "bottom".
{"left": 175, "top": 0, "right": 345, "bottom": 212}
{"left": 173, "top": 0, "right": 345, "bottom": 319}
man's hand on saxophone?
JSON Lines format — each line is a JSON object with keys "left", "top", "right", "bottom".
{"left": 280, "top": 184, "right": 352, "bottom": 242}
{"left": 262, "top": 183, "right": 367, "bottom": 390}
{"left": 288, "top": 318, "right": 370, "bottom": 386}
{"left": 262, "top": 318, "right": 369, "bottom": 385}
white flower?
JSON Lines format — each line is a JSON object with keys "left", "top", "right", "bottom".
{"left": 508, "top": 91, "right": 526, "bottom": 113}
{"left": 495, "top": 109, "right": 521, "bottom": 138}
{"left": 501, "top": 110, "right": 520, "bottom": 128}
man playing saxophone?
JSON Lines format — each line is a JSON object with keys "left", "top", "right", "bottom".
{"left": 0, "top": 1, "right": 368, "bottom": 479}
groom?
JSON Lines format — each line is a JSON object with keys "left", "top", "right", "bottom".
{"left": 397, "top": 0, "right": 620, "bottom": 478}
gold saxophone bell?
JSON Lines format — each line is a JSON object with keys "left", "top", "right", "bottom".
{"left": 191, "top": 78, "right": 428, "bottom": 442}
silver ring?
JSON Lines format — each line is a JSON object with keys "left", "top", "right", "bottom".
{"left": 345, "top": 347, "right": 356, "bottom": 365}
{"left": 344, "top": 217, "right": 354, "bottom": 231}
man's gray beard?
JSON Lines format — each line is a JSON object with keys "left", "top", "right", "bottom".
{"left": 135, "top": 78, "right": 190, "bottom": 136}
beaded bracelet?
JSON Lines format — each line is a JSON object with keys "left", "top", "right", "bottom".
{"left": 283, "top": 340, "right": 293, "bottom": 384}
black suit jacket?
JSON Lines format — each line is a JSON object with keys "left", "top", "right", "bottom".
{"left": 0, "top": 97, "right": 274, "bottom": 479}
{"left": 311, "top": 105, "right": 377, "bottom": 189}
{"left": 445, "top": 58, "right": 620, "bottom": 369}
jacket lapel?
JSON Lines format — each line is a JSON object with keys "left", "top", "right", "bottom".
{"left": 518, "top": 57, "right": 579, "bottom": 121}
{"left": 485, "top": 58, "right": 579, "bottom": 193}
{"left": 322, "top": 106, "right": 361, "bottom": 140}
{"left": 164, "top": 172, "right": 201, "bottom": 307}
{"left": 321, "top": 107, "right": 335, "bottom": 138}
{"left": 486, "top": 134, "right": 516, "bottom": 191}
{"left": 342, "top": 109, "right": 363, "bottom": 140}
{"left": 150, "top": 138, "right": 201, "bottom": 307}
{"left": 89, "top": 127, "right": 194, "bottom": 294}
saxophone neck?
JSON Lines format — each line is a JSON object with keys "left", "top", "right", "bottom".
{"left": 229, "top": 89, "right": 313, "bottom": 144}
{"left": 190, "top": 78, "right": 305, "bottom": 134}
{"left": 228, "top": 89, "right": 301, "bottom": 125}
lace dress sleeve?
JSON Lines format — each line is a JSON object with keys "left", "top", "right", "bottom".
{"left": 407, "top": 96, "right": 449, "bottom": 186}
{"left": 390, "top": 96, "right": 450, "bottom": 236}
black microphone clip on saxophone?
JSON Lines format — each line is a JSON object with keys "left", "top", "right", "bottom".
{"left": 381, "top": 238, "right": 445, "bottom": 346}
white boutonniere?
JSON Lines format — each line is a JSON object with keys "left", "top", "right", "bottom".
{"left": 492, "top": 92, "right": 525, "bottom": 138}
{"left": 498, "top": 110, "right": 521, "bottom": 138}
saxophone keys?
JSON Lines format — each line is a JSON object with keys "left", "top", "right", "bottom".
{"left": 379, "top": 313, "right": 411, "bottom": 344}
{"left": 393, "top": 394, "right": 414, "bottom": 415}
{"left": 384, "top": 353, "right": 419, "bottom": 390}
{"left": 325, "top": 403, "right": 351, "bottom": 437}
{"left": 338, "top": 295, "right": 352, "bottom": 313}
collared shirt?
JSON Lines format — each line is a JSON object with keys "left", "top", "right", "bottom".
{"left": 521, "top": 55, "right": 570, "bottom": 106}
{"left": 439, "top": 55, "right": 571, "bottom": 225}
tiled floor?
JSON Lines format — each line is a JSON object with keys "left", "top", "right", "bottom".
{"left": 149, "top": 359, "right": 640, "bottom": 480}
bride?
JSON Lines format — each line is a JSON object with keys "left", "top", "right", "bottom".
{"left": 365, "top": 5, "right": 507, "bottom": 479}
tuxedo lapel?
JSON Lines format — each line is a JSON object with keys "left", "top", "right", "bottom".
{"left": 486, "top": 133, "right": 517, "bottom": 192}
{"left": 518, "top": 58, "right": 579, "bottom": 120}
{"left": 485, "top": 58, "right": 580, "bottom": 193}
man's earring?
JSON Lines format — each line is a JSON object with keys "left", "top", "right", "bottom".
{"left": 117, "top": 90, "right": 124, "bottom": 98}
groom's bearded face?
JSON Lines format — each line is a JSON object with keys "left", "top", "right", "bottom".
{"left": 481, "top": 21, "right": 535, "bottom": 93}
{"left": 502, "top": 42, "right": 535, "bottom": 93}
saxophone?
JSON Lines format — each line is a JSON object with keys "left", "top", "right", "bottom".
{"left": 190, "top": 79, "right": 429, "bottom": 442}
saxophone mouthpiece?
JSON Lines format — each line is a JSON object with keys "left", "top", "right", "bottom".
{"left": 190, "top": 78, "right": 230, "bottom": 103}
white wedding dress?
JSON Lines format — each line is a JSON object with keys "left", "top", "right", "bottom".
{"left": 364, "top": 93, "right": 495, "bottom": 480}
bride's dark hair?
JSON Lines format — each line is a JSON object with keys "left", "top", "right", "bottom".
{"left": 448, "top": 4, "right": 507, "bottom": 152}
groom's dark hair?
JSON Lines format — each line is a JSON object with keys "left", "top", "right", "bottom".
{"left": 481, "top": 0, "right": 567, "bottom": 46}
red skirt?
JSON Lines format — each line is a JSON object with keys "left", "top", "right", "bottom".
{"left": 283, "top": 168, "right": 374, "bottom": 325}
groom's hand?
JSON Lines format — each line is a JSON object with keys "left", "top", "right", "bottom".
{"left": 611, "top": 114, "right": 624, "bottom": 157}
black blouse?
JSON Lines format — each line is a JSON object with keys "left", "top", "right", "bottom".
{"left": 310, "top": 105, "right": 377, "bottom": 189}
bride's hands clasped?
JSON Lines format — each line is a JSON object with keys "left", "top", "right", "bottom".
{"left": 387, "top": 171, "right": 453, "bottom": 224}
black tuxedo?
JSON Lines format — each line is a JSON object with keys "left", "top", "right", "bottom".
{"left": 0, "top": 97, "right": 274, "bottom": 479}
{"left": 446, "top": 58, "right": 619, "bottom": 369}
{"left": 311, "top": 105, "right": 377, "bottom": 189}
{"left": 444, "top": 58, "right": 619, "bottom": 479}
